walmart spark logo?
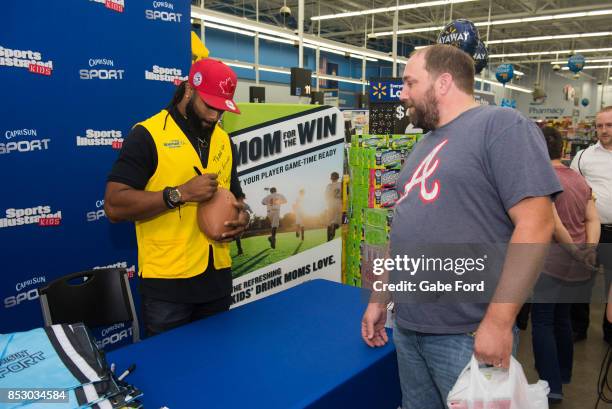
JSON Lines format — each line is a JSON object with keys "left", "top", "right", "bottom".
{"left": 372, "top": 83, "right": 387, "bottom": 100}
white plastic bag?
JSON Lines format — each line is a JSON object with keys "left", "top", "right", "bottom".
{"left": 447, "top": 355, "right": 549, "bottom": 409}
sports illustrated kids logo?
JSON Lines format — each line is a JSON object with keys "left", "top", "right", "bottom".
{"left": 0, "top": 46, "right": 53, "bottom": 76}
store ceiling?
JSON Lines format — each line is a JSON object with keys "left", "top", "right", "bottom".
{"left": 195, "top": 0, "right": 612, "bottom": 81}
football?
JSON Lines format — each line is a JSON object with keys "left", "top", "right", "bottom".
{"left": 197, "top": 187, "right": 239, "bottom": 242}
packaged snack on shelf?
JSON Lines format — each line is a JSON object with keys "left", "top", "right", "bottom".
{"left": 360, "top": 134, "right": 389, "bottom": 148}
{"left": 390, "top": 134, "right": 419, "bottom": 149}
{"left": 364, "top": 208, "right": 393, "bottom": 231}
{"left": 369, "top": 168, "right": 401, "bottom": 189}
{"left": 363, "top": 224, "right": 389, "bottom": 246}
{"left": 373, "top": 149, "right": 403, "bottom": 169}
{"left": 369, "top": 187, "right": 400, "bottom": 208}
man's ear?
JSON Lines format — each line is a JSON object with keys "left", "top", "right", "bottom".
{"left": 436, "top": 72, "right": 453, "bottom": 96}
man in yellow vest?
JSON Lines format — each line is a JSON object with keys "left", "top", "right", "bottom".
{"left": 104, "top": 59, "right": 249, "bottom": 337}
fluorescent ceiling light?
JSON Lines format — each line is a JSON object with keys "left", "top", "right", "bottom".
{"left": 304, "top": 43, "right": 378, "bottom": 61}
{"left": 551, "top": 58, "right": 612, "bottom": 64}
{"left": 505, "top": 84, "right": 532, "bottom": 93}
{"left": 350, "top": 54, "right": 378, "bottom": 62}
{"left": 369, "top": 8, "right": 612, "bottom": 37}
{"left": 259, "top": 67, "right": 291, "bottom": 74}
{"left": 192, "top": 9, "right": 299, "bottom": 41}
{"left": 193, "top": 6, "right": 406, "bottom": 64}
{"left": 303, "top": 38, "right": 405, "bottom": 63}
{"left": 490, "top": 47, "right": 612, "bottom": 58}
{"left": 204, "top": 22, "right": 297, "bottom": 45}
{"left": 315, "top": 74, "right": 368, "bottom": 85}
{"left": 311, "top": 0, "right": 476, "bottom": 21}
{"left": 203, "top": 21, "right": 255, "bottom": 37}
{"left": 562, "top": 65, "right": 612, "bottom": 70}
{"left": 477, "top": 77, "right": 532, "bottom": 93}
{"left": 258, "top": 34, "right": 295, "bottom": 45}
{"left": 223, "top": 61, "right": 254, "bottom": 70}
{"left": 320, "top": 47, "right": 347, "bottom": 57}
{"left": 486, "top": 31, "right": 612, "bottom": 45}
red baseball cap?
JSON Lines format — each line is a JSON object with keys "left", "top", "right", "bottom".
{"left": 188, "top": 59, "right": 241, "bottom": 114}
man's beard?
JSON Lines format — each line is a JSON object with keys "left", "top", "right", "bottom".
{"left": 186, "top": 96, "right": 216, "bottom": 136}
{"left": 408, "top": 86, "right": 440, "bottom": 131}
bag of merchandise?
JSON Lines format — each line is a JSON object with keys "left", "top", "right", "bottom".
{"left": 447, "top": 355, "right": 549, "bottom": 409}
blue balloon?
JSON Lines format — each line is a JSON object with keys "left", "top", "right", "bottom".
{"left": 501, "top": 98, "right": 516, "bottom": 109}
{"left": 568, "top": 54, "right": 585, "bottom": 73}
{"left": 495, "top": 64, "right": 514, "bottom": 84}
{"left": 473, "top": 40, "right": 488, "bottom": 74}
{"left": 436, "top": 19, "right": 480, "bottom": 56}
{"left": 581, "top": 98, "right": 589, "bottom": 107}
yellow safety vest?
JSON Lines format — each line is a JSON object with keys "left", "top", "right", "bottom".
{"left": 135, "top": 109, "right": 233, "bottom": 279}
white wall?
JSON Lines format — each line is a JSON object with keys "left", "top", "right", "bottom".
{"left": 234, "top": 79, "right": 302, "bottom": 104}
{"left": 510, "top": 65, "right": 598, "bottom": 120}
{"left": 596, "top": 84, "right": 612, "bottom": 110}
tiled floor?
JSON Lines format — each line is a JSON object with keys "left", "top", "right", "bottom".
{"left": 517, "top": 303, "right": 611, "bottom": 408}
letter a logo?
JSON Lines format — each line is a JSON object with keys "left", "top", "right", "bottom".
{"left": 397, "top": 139, "right": 448, "bottom": 204}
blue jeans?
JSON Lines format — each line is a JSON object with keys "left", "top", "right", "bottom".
{"left": 393, "top": 319, "right": 520, "bottom": 409}
{"left": 531, "top": 303, "right": 573, "bottom": 397}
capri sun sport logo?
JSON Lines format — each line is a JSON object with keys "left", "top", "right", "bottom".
{"left": 87, "top": 199, "right": 107, "bottom": 222}
{"left": 0, "top": 128, "right": 50, "bottom": 155}
{"left": 79, "top": 58, "right": 124, "bottom": 80}
{"left": 0, "top": 45, "right": 53, "bottom": 76}
{"left": 145, "top": 1, "right": 183, "bottom": 23}
{"left": 4, "top": 275, "right": 46, "bottom": 309}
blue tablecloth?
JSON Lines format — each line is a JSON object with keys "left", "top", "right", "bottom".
{"left": 108, "top": 279, "right": 401, "bottom": 408}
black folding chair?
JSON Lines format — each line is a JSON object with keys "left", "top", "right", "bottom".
{"left": 39, "top": 268, "right": 140, "bottom": 343}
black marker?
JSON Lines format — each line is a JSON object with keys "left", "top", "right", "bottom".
{"left": 117, "top": 364, "right": 136, "bottom": 381}
{"left": 194, "top": 166, "right": 202, "bottom": 175}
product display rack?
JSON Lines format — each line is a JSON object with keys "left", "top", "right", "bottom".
{"left": 345, "top": 132, "right": 422, "bottom": 288}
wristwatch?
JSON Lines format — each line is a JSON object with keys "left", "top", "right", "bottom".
{"left": 163, "top": 186, "right": 183, "bottom": 209}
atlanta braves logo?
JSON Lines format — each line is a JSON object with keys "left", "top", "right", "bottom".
{"left": 397, "top": 139, "right": 448, "bottom": 204}
{"left": 219, "top": 77, "right": 235, "bottom": 96}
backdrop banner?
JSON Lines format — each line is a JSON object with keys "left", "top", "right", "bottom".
{"left": 0, "top": 0, "right": 190, "bottom": 349}
{"left": 223, "top": 104, "right": 344, "bottom": 307}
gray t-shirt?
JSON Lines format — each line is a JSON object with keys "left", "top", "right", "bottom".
{"left": 390, "top": 105, "right": 562, "bottom": 334}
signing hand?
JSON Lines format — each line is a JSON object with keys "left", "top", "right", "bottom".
{"left": 361, "top": 303, "right": 389, "bottom": 347}
{"left": 179, "top": 173, "right": 218, "bottom": 203}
